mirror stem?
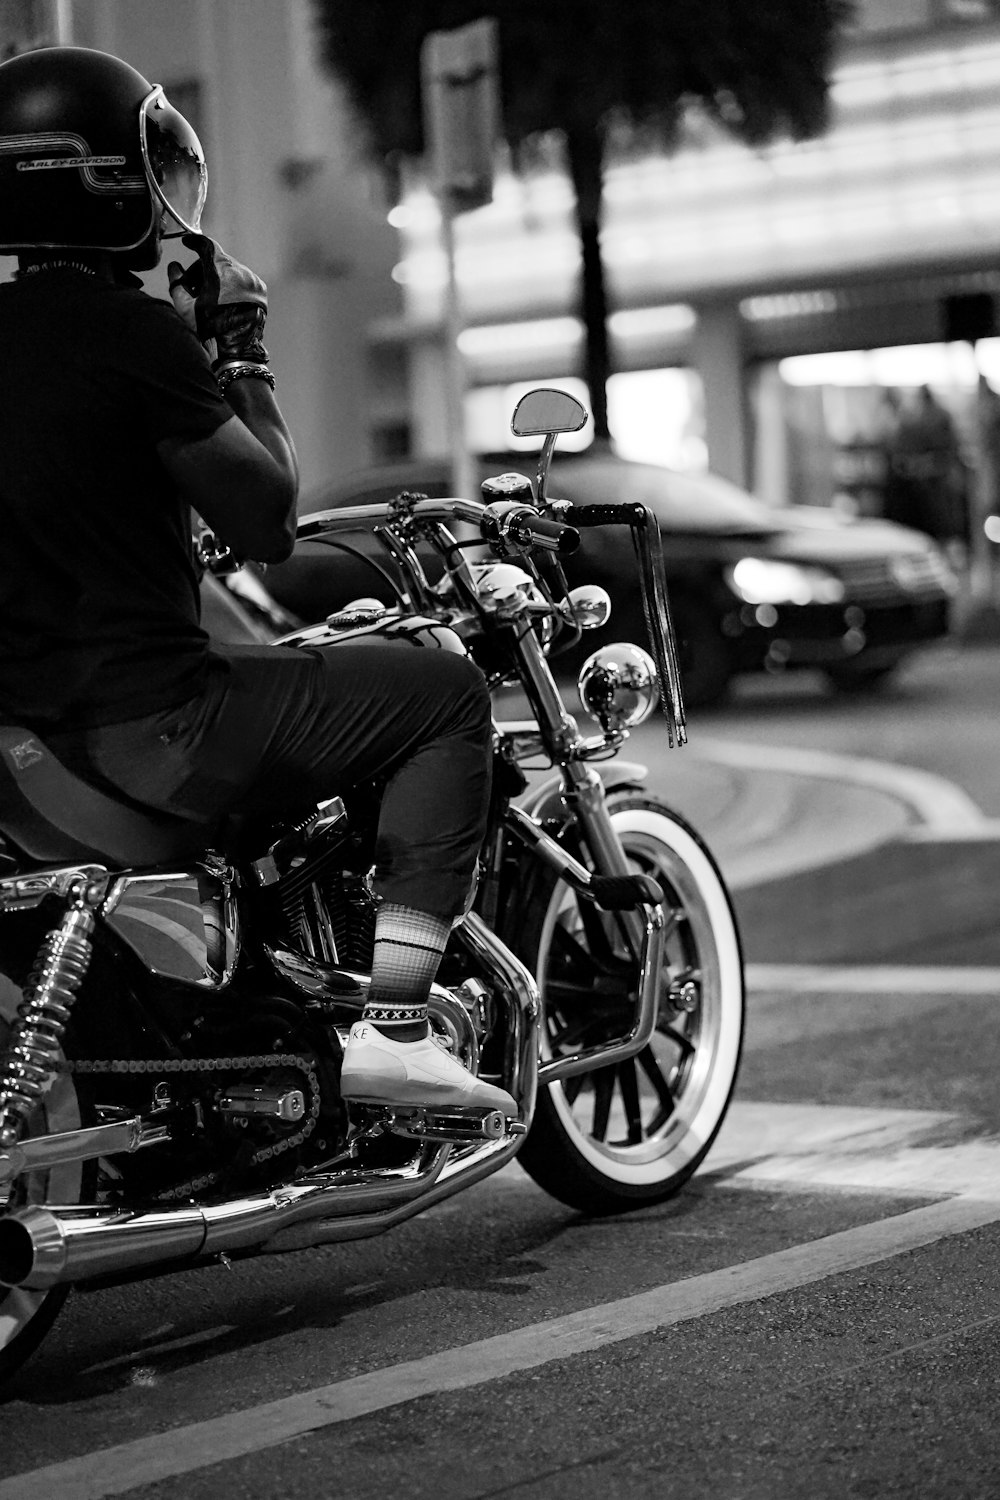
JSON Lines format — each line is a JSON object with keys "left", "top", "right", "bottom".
{"left": 535, "top": 433, "right": 557, "bottom": 506}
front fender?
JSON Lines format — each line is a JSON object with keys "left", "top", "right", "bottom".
{"left": 517, "top": 760, "right": 648, "bottom": 823}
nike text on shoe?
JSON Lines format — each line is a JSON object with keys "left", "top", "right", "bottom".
{"left": 340, "top": 1021, "right": 517, "bottom": 1115}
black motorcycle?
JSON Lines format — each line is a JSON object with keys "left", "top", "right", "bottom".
{"left": 0, "top": 387, "right": 744, "bottom": 1380}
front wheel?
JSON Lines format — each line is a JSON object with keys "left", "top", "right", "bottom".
{"left": 511, "top": 796, "right": 744, "bottom": 1214}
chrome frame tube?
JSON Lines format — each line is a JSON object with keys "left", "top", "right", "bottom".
{"left": 452, "top": 909, "right": 539, "bottom": 1126}
{"left": 0, "top": 1116, "right": 170, "bottom": 1187}
{"left": 537, "top": 901, "right": 664, "bottom": 1085}
{"left": 297, "top": 496, "right": 487, "bottom": 541}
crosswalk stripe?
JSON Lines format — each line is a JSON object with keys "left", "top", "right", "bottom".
{"left": 694, "top": 736, "right": 988, "bottom": 832}
{"left": 708, "top": 1100, "right": 1000, "bottom": 1198}
{"left": 747, "top": 964, "right": 1000, "bottom": 995}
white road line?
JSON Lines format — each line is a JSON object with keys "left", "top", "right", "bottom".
{"left": 3, "top": 1193, "right": 998, "bottom": 1500}
{"left": 694, "top": 736, "right": 989, "bottom": 833}
{"left": 747, "top": 964, "right": 1000, "bottom": 995}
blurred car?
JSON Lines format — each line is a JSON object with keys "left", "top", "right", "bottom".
{"left": 262, "top": 452, "right": 956, "bottom": 706}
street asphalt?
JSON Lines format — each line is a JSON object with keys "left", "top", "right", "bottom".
{"left": 5, "top": 641, "right": 1000, "bottom": 1499}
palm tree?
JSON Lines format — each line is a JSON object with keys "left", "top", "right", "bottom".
{"left": 311, "top": 0, "right": 852, "bottom": 440}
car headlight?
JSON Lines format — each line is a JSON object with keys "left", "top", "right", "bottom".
{"left": 726, "top": 558, "right": 845, "bottom": 606}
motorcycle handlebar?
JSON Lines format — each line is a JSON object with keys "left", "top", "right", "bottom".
{"left": 296, "top": 496, "right": 580, "bottom": 554}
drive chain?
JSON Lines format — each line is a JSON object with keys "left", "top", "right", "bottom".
{"left": 61, "top": 1052, "right": 323, "bottom": 1201}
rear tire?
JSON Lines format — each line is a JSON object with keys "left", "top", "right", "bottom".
{"left": 0, "top": 981, "right": 87, "bottom": 1382}
{"left": 511, "top": 796, "right": 744, "bottom": 1214}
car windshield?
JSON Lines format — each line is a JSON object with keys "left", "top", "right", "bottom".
{"left": 550, "top": 457, "right": 782, "bottom": 535}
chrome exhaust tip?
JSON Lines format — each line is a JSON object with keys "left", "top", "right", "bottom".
{"left": 0, "top": 1210, "right": 46, "bottom": 1288}
{"left": 0, "top": 1203, "right": 209, "bottom": 1290}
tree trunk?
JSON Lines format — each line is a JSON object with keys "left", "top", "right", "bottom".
{"left": 566, "top": 128, "right": 611, "bottom": 442}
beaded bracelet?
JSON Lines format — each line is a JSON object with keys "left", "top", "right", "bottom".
{"left": 214, "top": 361, "right": 276, "bottom": 395}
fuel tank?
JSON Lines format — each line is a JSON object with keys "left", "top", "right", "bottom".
{"left": 276, "top": 609, "right": 467, "bottom": 656}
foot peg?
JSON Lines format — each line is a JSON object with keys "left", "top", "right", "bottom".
{"left": 386, "top": 1107, "right": 526, "bottom": 1143}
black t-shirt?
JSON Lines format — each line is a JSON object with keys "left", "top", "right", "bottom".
{"left": 0, "top": 268, "right": 233, "bottom": 729}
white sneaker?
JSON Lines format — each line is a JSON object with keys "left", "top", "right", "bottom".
{"left": 340, "top": 1021, "right": 517, "bottom": 1115}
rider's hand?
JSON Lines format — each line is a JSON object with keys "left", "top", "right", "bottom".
{"left": 167, "top": 232, "right": 269, "bottom": 367}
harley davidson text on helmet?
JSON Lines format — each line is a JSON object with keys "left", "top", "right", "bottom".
{"left": 0, "top": 46, "right": 207, "bottom": 265}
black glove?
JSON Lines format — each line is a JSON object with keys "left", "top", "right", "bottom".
{"left": 167, "top": 232, "right": 269, "bottom": 367}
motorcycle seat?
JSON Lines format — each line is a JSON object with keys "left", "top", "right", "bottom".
{"left": 0, "top": 726, "right": 209, "bottom": 869}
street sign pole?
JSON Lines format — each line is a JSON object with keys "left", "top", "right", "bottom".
{"left": 421, "top": 19, "right": 499, "bottom": 505}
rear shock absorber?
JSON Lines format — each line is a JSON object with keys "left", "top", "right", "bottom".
{"left": 0, "top": 882, "right": 98, "bottom": 1149}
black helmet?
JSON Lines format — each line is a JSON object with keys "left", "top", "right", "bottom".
{"left": 0, "top": 46, "right": 207, "bottom": 262}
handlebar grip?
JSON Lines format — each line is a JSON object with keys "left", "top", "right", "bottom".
{"left": 565, "top": 502, "right": 648, "bottom": 528}
{"left": 481, "top": 501, "right": 580, "bottom": 556}
{"left": 518, "top": 512, "right": 580, "bottom": 555}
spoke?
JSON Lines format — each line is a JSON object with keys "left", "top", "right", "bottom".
{"left": 547, "top": 972, "right": 631, "bottom": 1005}
{"left": 575, "top": 901, "right": 631, "bottom": 973}
{"left": 638, "top": 1044, "right": 675, "bottom": 1112}
{"left": 618, "top": 1058, "right": 644, "bottom": 1145}
{"left": 548, "top": 1012, "right": 593, "bottom": 1051}
{"left": 591, "top": 1068, "right": 615, "bottom": 1142}
{"left": 550, "top": 919, "right": 629, "bottom": 984}
{"left": 564, "top": 1073, "right": 586, "bottom": 1106}
{"left": 659, "top": 1023, "right": 697, "bottom": 1056}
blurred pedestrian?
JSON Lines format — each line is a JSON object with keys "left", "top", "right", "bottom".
{"left": 884, "top": 385, "right": 970, "bottom": 566}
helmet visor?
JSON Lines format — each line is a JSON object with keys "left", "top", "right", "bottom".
{"left": 139, "top": 86, "right": 207, "bottom": 236}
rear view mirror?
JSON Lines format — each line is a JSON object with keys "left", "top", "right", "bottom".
{"left": 511, "top": 388, "right": 588, "bottom": 438}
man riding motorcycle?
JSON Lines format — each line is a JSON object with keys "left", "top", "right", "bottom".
{"left": 0, "top": 45, "right": 514, "bottom": 1118}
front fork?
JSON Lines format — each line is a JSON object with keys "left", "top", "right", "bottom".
{"left": 502, "top": 628, "right": 667, "bottom": 1086}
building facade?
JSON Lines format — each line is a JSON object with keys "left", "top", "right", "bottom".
{"left": 392, "top": 0, "right": 1000, "bottom": 515}
{"left": 0, "top": 0, "right": 403, "bottom": 497}
{"left": 4, "top": 0, "right": 1000, "bottom": 518}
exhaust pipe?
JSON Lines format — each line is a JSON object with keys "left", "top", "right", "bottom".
{"left": 0, "top": 1202, "right": 208, "bottom": 1289}
{"left": 0, "top": 1146, "right": 461, "bottom": 1290}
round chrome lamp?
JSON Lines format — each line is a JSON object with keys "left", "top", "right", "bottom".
{"left": 578, "top": 643, "right": 659, "bottom": 733}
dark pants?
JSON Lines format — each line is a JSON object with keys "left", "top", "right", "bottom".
{"left": 49, "top": 644, "right": 492, "bottom": 920}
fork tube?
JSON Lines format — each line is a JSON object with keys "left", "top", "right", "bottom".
{"left": 512, "top": 626, "right": 583, "bottom": 761}
{"left": 561, "top": 760, "right": 646, "bottom": 956}
{"left": 513, "top": 630, "right": 643, "bottom": 946}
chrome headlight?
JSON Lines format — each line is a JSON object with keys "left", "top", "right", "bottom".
{"left": 578, "top": 644, "right": 658, "bottom": 732}
{"left": 567, "top": 585, "right": 612, "bottom": 630}
{"left": 472, "top": 562, "right": 538, "bottom": 613}
{"left": 726, "top": 558, "right": 845, "bottom": 606}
